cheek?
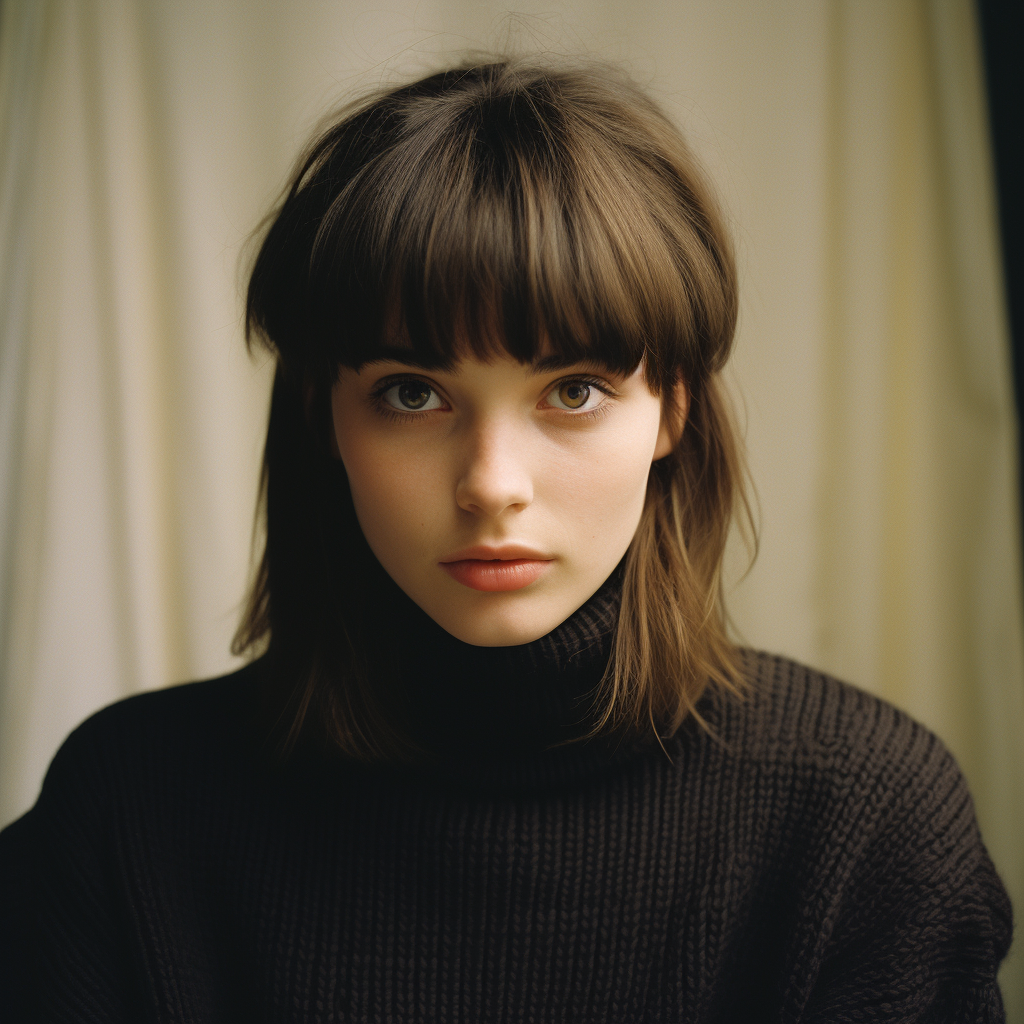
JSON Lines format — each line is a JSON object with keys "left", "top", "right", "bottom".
{"left": 541, "top": 428, "right": 655, "bottom": 541}
{"left": 338, "top": 434, "right": 443, "bottom": 553}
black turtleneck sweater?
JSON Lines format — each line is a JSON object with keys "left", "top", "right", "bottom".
{"left": 0, "top": 573, "right": 1012, "bottom": 1022}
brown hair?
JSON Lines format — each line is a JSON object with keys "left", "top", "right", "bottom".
{"left": 236, "top": 58, "right": 753, "bottom": 760}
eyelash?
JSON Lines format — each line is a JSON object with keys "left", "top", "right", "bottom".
{"left": 369, "top": 375, "right": 617, "bottom": 422}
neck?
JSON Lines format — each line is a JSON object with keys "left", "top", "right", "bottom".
{"left": 376, "top": 561, "right": 643, "bottom": 787}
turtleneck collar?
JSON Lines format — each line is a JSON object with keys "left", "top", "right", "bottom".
{"left": 378, "top": 559, "right": 649, "bottom": 791}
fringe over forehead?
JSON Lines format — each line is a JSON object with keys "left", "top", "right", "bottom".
{"left": 246, "top": 60, "right": 738, "bottom": 396}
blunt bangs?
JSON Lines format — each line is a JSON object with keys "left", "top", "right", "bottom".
{"left": 247, "top": 61, "right": 737, "bottom": 396}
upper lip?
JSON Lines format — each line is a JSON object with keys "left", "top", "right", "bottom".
{"left": 440, "top": 544, "right": 553, "bottom": 563}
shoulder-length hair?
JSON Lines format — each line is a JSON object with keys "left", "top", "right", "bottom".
{"left": 236, "top": 58, "right": 753, "bottom": 762}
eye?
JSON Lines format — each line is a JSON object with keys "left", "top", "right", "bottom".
{"left": 380, "top": 379, "right": 444, "bottom": 412}
{"left": 546, "top": 379, "right": 606, "bottom": 413}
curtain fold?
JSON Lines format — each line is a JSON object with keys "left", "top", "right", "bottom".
{"left": 817, "top": 1, "right": 1023, "bottom": 1008}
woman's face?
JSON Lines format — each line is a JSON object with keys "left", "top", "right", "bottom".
{"left": 331, "top": 353, "right": 684, "bottom": 646}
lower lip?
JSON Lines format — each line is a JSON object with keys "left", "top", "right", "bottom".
{"left": 439, "top": 559, "right": 553, "bottom": 592}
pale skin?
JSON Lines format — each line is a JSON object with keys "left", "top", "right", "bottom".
{"left": 331, "top": 354, "right": 688, "bottom": 647}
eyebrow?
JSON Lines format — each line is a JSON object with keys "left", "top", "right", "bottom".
{"left": 362, "top": 348, "right": 611, "bottom": 375}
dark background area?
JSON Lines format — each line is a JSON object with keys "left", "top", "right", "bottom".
{"left": 977, "top": 0, "right": 1023, "bottom": 505}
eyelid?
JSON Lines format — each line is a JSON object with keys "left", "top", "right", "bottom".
{"left": 550, "top": 371, "right": 618, "bottom": 390}
{"left": 370, "top": 374, "right": 450, "bottom": 404}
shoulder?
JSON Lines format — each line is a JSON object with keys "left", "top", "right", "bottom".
{"left": 686, "top": 650, "right": 1004, "bottom": 898}
{"left": 66, "top": 656, "right": 262, "bottom": 738}
{"left": 0, "top": 662, "right": 265, "bottom": 1018}
{"left": 709, "top": 652, "right": 1014, "bottom": 1009}
{"left": 717, "top": 649, "right": 958, "bottom": 792}
{"left": 0, "top": 659, "right": 267, "bottom": 922}
{"left": 696, "top": 651, "right": 1012, "bottom": 945}
{"left": 62, "top": 657, "right": 260, "bottom": 748}
{"left": 18, "top": 659, "right": 266, "bottom": 827}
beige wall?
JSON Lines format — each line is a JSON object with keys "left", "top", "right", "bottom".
{"left": 2, "top": 0, "right": 1021, "bottom": 1011}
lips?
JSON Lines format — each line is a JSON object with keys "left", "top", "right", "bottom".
{"left": 439, "top": 545, "right": 554, "bottom": 592}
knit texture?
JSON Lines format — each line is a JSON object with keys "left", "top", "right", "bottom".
{"left": 0, "top": 579, "right": 1012, "bottom": 1023}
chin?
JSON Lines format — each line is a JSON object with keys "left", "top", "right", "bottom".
{"left": 430, "top": 598, "right": 570, "bottom": 648}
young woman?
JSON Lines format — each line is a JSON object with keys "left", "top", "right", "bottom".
{"left": 1, "top": 59, "right": 1012, "bottom": 1022}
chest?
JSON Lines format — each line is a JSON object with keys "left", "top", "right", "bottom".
{"left": 115, "top": 765, "right": 789, "bottom": 1022}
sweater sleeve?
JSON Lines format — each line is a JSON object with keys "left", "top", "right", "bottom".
{"left": 0, "top": 809, "right": 41, "bottom": 1023}
{"left": 798, "top": 727, "right": 1013, "bottom": 1023}
{"left": 0, "top": 716, "right": 141, "bottom": 1023}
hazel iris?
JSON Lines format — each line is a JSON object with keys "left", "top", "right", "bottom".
{"left": 398, "top": 382, "right": 432, "bottom": 410}
{"left": 559, "top": 383, "right": 590, "bottom": 409}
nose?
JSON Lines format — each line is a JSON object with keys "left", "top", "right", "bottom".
{"left": 454, "top": 418, "right": 534, "bottom": 517}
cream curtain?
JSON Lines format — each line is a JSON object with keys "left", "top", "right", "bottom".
{"left": 2, "top": 0, "right": 1021, "bottom": 1011}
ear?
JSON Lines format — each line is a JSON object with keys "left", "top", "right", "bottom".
{"left": 653, "top": 378, "right": 689, "bottom": 461}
